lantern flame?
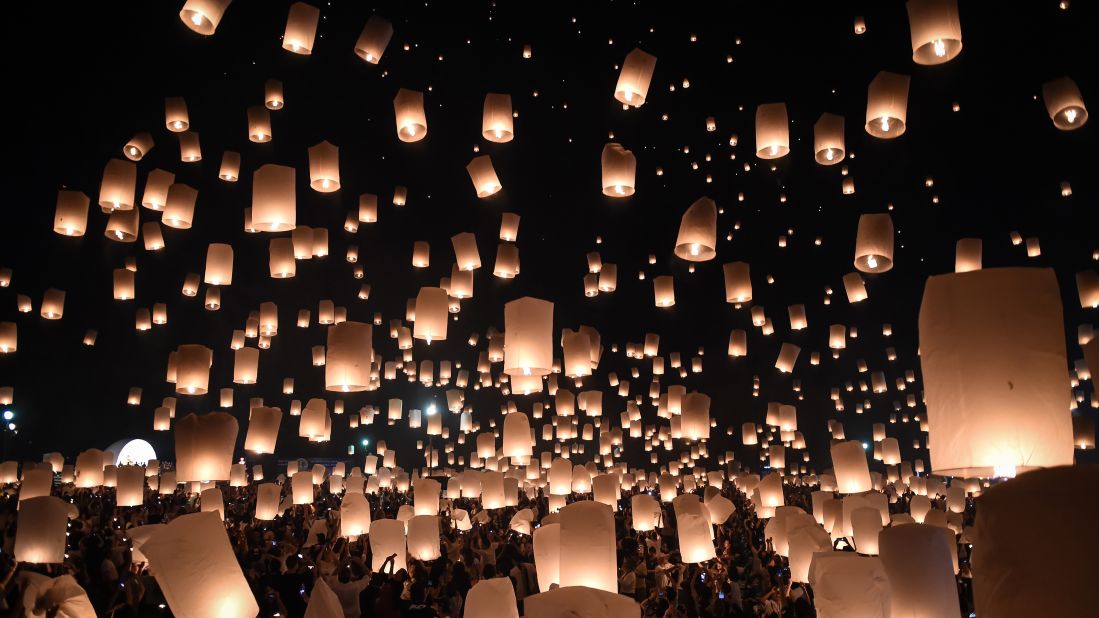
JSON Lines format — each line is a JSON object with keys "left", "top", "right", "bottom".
{"left": 1065, "top": 109, "right": 1078, "bottom": 124}
{"left": 190, "top": 12, "right": 204, "bottom": 26}
{"left": 932, "top": 39, "right": 947, "bottom": 57}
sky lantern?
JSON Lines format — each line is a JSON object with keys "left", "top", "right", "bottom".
{"left": 265, "top": 79, "right": 283, "bottom": 109}
{"left": 282, "top": 2, "right": 319, "bottom": 54}
{"left": 755, "top": 103, "right": 790, "bottom": 159}
{"left": 123, "top": 131, "right": 154, "bottom": 161}
{"left": 907, "top": 0, "right": 963, "bottom": 64}
{"left": 504, "top": 297, "right": 553, "bottom": 379}
{"left": 467, "top": 155, "right": 502, "bottom": 197}
{"left": 219, "top": 151, "right": 240, "bottom": 181}
{"left": 174, "top": 412, "right": 238, "bottom": 482}
{"left": 163, "top": 183, "right": 197, "bottom": 229}
{"left": 955, "top": 238, "right": 982, "bottom": 272}
{"left": 15, "top": 496, "right": 76, "bottom": 563}
{"left": 653, "top": 276, "right": 675, "bottom": 307}
{"left": 98, "top": 158, "right": 136, "bottom": 211}
{"left": 355, "top": 15, "right": 394, "bottom": 64}
{"left": 325, "top": 321, "right": 373, "bottom": 392}
{"left": 482, "top": 93, "right": 514, "bottom": 142}
{"left": 614, "top": 48, "right": 657, "bottom": 107}
{"left": 1042, "top": 77, "right": 1088, "bottom": 130}
{"left": 54, "top": 190, "right": 89, "bottom": 237}
{"left": 308, "top": 140, "right": 341, "bottom": 192}
{"left": 251, "top": 164, "right": 296, "bottom": 232}
{"left": 674, "top": 197, "right": 718, "bottom": 261}
{"left": 413, "top": 287, "right": 449, "bottom": 343}
{"left": 854, "top": 214, "right": 894, "bottom": 273}
{"left": 601, "top": 143, "right": 636, "bottom": 196}
{"left": 559, "top": 501, "right": 617, "bottom": 592}
{"left": 179, "top": 0, "right": 231, "bottom": 35}
{"left": 247, "top": 105, "right": 272, "bottom": 142}
{"left": 879, "top": 524, "right": 960, "bottom": 617}
{"left": 244, "top": 407, "right": 281, "bottom": 454}
{"left": 813, "top": 113, "right": 846, "bottom": 164}
{"left": 142, "top": 169, "right": 175, "bottom": 211}
{"left": 919, "top": 268, "right": 1074, "bottom": 477}
{"left": 394, "top": 88, "right": 427, "bottom": 141}
{"left": 165, "top": 96, "right": 189, "bottom": 132}
{"left": 865, "top": 71, "right": 910, "bottom": 138}
{"left": 174, "top": 344, "right": 212, "bottom": 395}
{"left": 204, "top": 243, "right": 233, "bottom": 285}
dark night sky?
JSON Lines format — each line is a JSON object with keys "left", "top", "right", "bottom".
{"left": 1, "top": 0, "right": 1096, "bottom": 472}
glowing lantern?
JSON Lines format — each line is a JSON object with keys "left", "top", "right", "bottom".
{"left": 919, "top": 268, "right": 1074, "bottom": 476}
{"left": 503, "top": 412, "right": 533, "bottom": 460}
{"left": 601, "top": 143, "right": 636, "bottom": 196}
{"left": 308, "top": 141, "right": 340, "bottom": 192}
{"left": 843, "top": 273, "right": 868, "bottom": 303}
{"left": 204, "top": 243, "right": 233, "bottom": 285}
{"left": 174, "top": 412, "right": 238, "bottom": 482}
{"left": 559, "top": 501, "right": 617, "bottom": 592}
{"left": 500, "top": 212, "right": 520, "bottom": 241}
{"left": 247, "top": 106, "right": 271, "bottom": 142}
{"left": 325, "top": 321, "right": 373, "bottom": 392}
{"left": 907, "top": 0, "right": 963, "bottom": 64}
{"left": 775, "top": 343, "right": 800, "bottom": 373}
{"left": 163, "top": 183, "right": 197, "bottom": 229}
{"left": 413, "top": 287, "right": 448, "bottom": 343}
{"left": 808, "top": 553, "right": 891, "bottom": 617}
{"left": 252, "top": 164, "right": 296, "bottom": 232}
{"left": 673, "top": 495, "right": 717, "bottom": 563}
{"left": 282, "top": 2, "right": 319, "bottom": 54}
{"left": 219, "top": 151, "right": 240, "bottom": 182}
{"left": 653, "top": 275, "right": 675, "bottom": 307}
{"left": 466, "top": 578, "right": 520, "bottom": 618}
{"left": 369, "top": 519, "right": 407, "bottom": 573}
{"left": 854, "top": 214, "right": 894, "bottom": 273}
{"left": 140, "top": 511, "right": 260, "bottom": 618}
{"left": 1076, "top": 270, "right": 1099, "bottom": 308}
{"left": 533, "top": 523, "right": 561, "bottom": 590}
{"left": 175, "top": 344, "right": 212, "bottom": 395}
{"left": 482, "top": 93, "right": 514, "bottom": 142}
{"left": 142, "top": 169, "right": 175, "bottom": 210}
{"left": 878, "top": 524, "right": 960, "bottom": 617}
{"left": 674, "top": 197, "right": 717, "bottom": 261}
{"left": 955, "top": 238, "right": 982, "bottom": 272}
{"left": 755, "top": 103, "right": 790, "bottom": 159}
{"left": 165, "top": 96, "right": 189, "bottom": 132}
{"left": 865, "top": 71, "right": 910, "bottom": 138}
{"left": 265, "top": 79, "right": 283, "bottom": 109}
{"left": 394, "top": 88, "right": 427, "bottom": 142}
{"left": 123, "top": 132, "right": 153, "bottom": 161}
{"left": 244, "top": 407, "right": 281, "bottom": 454}
{"left": 99, "top": 158, "right": 137, "bottom": 211}
{"left": 504, "top": 297, "right": 553, "bottom": 379}
{"left": 15, "top": 496, "right": 75, "bottom": 563}
{"left": 179, "top": 0, "right": 230, "bottom": 35}
{"left": 614, "top": 48, "right": 657, "bottom": 107}
{"left": 466, "top": 155, "right": 502, "bottom": 197}
{"left": 1042, "top": 77, "right": 1088, "bottom": 130}
{"left": 178, "top": 131, "right": 202, "bottom": 162}
{"left": 355, "top": 15, "right": 393, "bottom": 63}
{"left": 814, "top": 113, "right": 846, "bottom": 164}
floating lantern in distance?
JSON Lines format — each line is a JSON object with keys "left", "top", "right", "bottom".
{"left": 843, "top": 273, "right": 868, "bottom": 303}
{"left": 601, "top": 143, "right": 636, "bottom": 196}
{"left": 54, "top": 190, "right": 89, "bottom": 236}
{"left": 178, "top": 131, "right": 201, "bottom": 162}
{"left": 907, "top": 0, "right": 963, "bottom": 65}
{"left": 653, "top": 275, "right": 675, "bottom": 307}
{"left": 865, "top": 71, "right": 910, "bottom": 138}
{"left": 41, "top": 288, "right": 66, "bottom": 320}
{"left": 854, "top": 214, "right": 894, "bottom": 273}
{"left": 755, "top": 103, "right": 790, "bottom": 159}
{"left": 265, "top": 79, "right": 283, "bottom": 109}
{"left": 219, "top": 151, "right": 241, "bottom": 182}
{"left": 919, "top": 268, "right": 1074, "bottom": 477}
{"left": 955, "top": 238, "right": 982, "bottom": 273}
{"left": 467, "top": 155, "right": 502, "bottom": 197}
{"left": 1077, "top": 270, "right": 1099, "bottom": 308}
{"left": 282, "top": 2, "right": 319, "bottom": 54}
{"left": 614, "top": 47, "right": 657, "bottom": 107}
{"left": 355, "top": 15, "right": 394, "bottom": 64}
{"left": 483, "top": 93, "right": 514, "bottom": 142}
{"left": 674, "top": 197, "right": 717, "bottom": 261}
{"left": 394, "top": 88, "right": 427, "bottom": 142}
{"left": 500, "top": 212, "right": 520, "bottom": 241}
{"left": 559, "top": 501, "right": 617, "bottom": 592}
{"left": 179, "top": 0, "right": 231, "bottom": 35}
{"left": 247, "top": 106, "right": 272, "bottom": 142}
{"left": 123, "top": 132, "right": 154, "bottom": 161}
{"left": 413, "top": 287, "right": 449, "bottom": 343}
{"left": 309, "top": 141, "right": 340, "bottom": 192}
{"left": 813, "top": 113, "right": 845, "bottom": 164}
{"left": 252, "top": 164, "right": 296, "bottom": 232}
{"left": 1042, "top": 77, "right": 1088, "bottom": 130}
{"left": 244, "top": 407, "right": 281, "bottom": 454}
{"left": 165, "top": 97, "right": 189, "bottom": 132}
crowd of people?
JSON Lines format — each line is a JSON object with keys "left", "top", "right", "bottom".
{"left": 0, "top": 472, "right": 976, "bottom": 617}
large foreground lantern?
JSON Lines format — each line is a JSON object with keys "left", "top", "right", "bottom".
{"left": 533, "top": 523, "right": 560, "bottom": 591}
{"left": 407, "top": 515, "right": 441, "bottom": 561}
{"left": 674, "top": 197, "right": 718, "bottom": 261}
{"left": 601, "top": 143, "right": 636, "bottom": 196}
{"left": 865, "top": 72, "right": 910, "bottom": 138}
{"left": 525, "top": 586, "right": 641, "bottom": 618}
{"left": 370, "top": 519, "right": 407, "bottom": 573}
{"left": 175, "top": 412, "right": 238, "bottom": 482}
{"left": 832, "top": 440, "right": 872, "bottom": 494}
{"left": 325, "top": 321, "right": 373, "bottom": 392}
{"left": 854, "top": 214, "right": 894, "bottom": 273}
{"left": 808, "top": 552, "right": 891, "bottom": 618}
{"left": 673, "top": 496, "right": 716, "bottom": 563}
{"left": 244, "top": 407, "right": 282, "bottom": 454}
{"left": 504, "top": 297, "right": 553, "bottom": 379}
{"left": 466, "top": 578, "right": 520, "bottom": 618}
{"left": 971, "top": 466, "right": 1098, "bottom": 617}
{"left": 15, "top": 496, "right": 76, "bottom": 563}
{"left": 282, "top": 2, "right": 319, "bottom": 54}
{"left": 394, "top": 88, "right": 427, "bottom": 142}
{"left": 878, "top": 524, "right": 960, "bottom": 617}
{"left": 180, "top": 0, "right": 231, "bottom": 35}
{"left": 1042, "top": 76, "right": 1089, "bottom": 130}
{"left": 141, "top": 511, "right": 259, "bottom": 618}
{"left": 614, "top": 48, "right": 657, "bottom": 107}
{"left": 906, "top": 0, "right": 963, "bottom": 64}
{"left": 413, "top": 287, "right": 449, "bottom": 343}
{"left": 559, "top": 501, "right": 617, "bottom": 592}
{"left": 355, "top": 15, "right": 394, "bottom": 64}
{"left": 919, "top": 268, "right": 1074, "bottom": 477}
{"left": 755, "top": 103, "right": 789, "bottom": 159}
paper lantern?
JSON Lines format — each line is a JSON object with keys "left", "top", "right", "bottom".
{"left": 282, "top": 2, "right": 319, "bottom": 54}
{"left": 291, "top": 469, "right": 313, "bottom": 504}
{"left": 325, "top": 321, "right": 373, "bottom": 392}
{"left": 413, "top": 287, "right": 448, "bottom": 343}
{"left": 533, "top": 523, "right": 561, "bottom": 590}
{"left": 116, "top": 465, "right": 145, "bottom": 507}
{"left": 559, "top": 501, "right": 617, "bottom": 592}
{"left": 268, "top": 238, "right": 296, "bottom": 278}
{"left": 407, "top": 515, "right": 440, "bottom": 561}
{"left": 775, "top": 342, "right": 800, "bottom": 373}
{"left": 601, "top": 143, "right": 636, "bottom": 196}
{"left": 394, "top": 88, "right": 427, "bottom": 141}
{"left": 247, "top": 105, "right": 271, "bottom": 142}
{"left": 1076, "top": 270, "right": 1099, "bottom": 308}
{"left": 178, "top": 131, "right": 201, "bottom": 162}
{"left": 814, "top": 113, "right": 846, "bottom": 164}
{"left": 614, "top": 47, "right": 657, "bottom": 107}
{"left": 163, "top": 183, "right": 197, "bottom": 229}
{"left": 165, "top": 96, "right": 189, "bottom": 132}
{"left": 218, "top": 151, "right": 240, "bottom": 182}
{"left": 878, "top": 524, "right": 960, "bottom": 617}
{"left": 180, "top": 0, "right": 230, "bottom": 35}
{"left": 141, "top": 511, "right": 259, "bottom": 617}
{"left": 252, "top": 164, "right": 296, "bottom": 232}
{"left": 954, "top": 238, "right": 982, "bottom": 273}
{"left": 758, "top": 472, "right": 785, "bottom": 509}
{"left": 525, "top": 586, "right": 641, "bottom": 618}
{"left": 1042, "top": 77, "right": 1088, "bottom": 130}
{"left": 15, "top": 496, "right": 74, "bottom": 563}
{"left": 843, "top": 272, "right": 868, "bottom": 303}
{"left": 854, "top": 214, "right": 894, "bottom": 273}
{"left": 174, "top": 344, "right": 211, "bottom": 395}
{"left": 504, "top": 297, "right": 553, "bottom": 378}
{"left": 0, "top": 323, "right": 15, "bottom": 354}
{"left": 755, "top": 103, "right": 790, "bottom": 159}
{"left": 919, "top": 268, "right": 1073, "bottom": 477}
{"left": 680, "top": 392, "right": 710, "bottom": 441}
{"left": 98, "top": 158, "right": 137, "bottom": 211}
{"left": 865, "top": 71, "right": 910, "bottom": 138}
{"left": 265, "top": 78, "right": 284, "bottom": 109}
{"left": 500, "top": 212, "right": 520, "bottom": 241}
{"left": 448, "top": 232, "right": 482, "bottom": 272}
{"left": 49, "top": 190, "right": 88, "bottom": 238}
{"left": 481, "top": 93, "right": 514, "bottom": 142}
{"left": 243, "top": 407, "right": 281, "bottom": 454}
{"left": 851, "top": 507, "right": 883, "bottom": 555}
{"left": 355, "top": 14, "right": 393, "bottom": 63}
{"left": 808, "top": 553, "right": 891, "bottom": 618}
{"left": 466, "top": 577, "right": 520, "bottom": 618}
{"left": 971, "top": 466, "right": 1098, "bottom": 617}
{"left": 0, "top": 387, "right": 12, "bottom": 405}
{"left": 673, "top": 197, "right": 717, "bottom": 261}
{"left": 466, "top": 155, "right": 502, "bottom": 197}
{"left": 907, "top": 0, "right": 963, "bottom": 64}
{"left": 653, "top": 275, "right": 675, "bottom": 307}
{"left": 673, "top": 496, "right": 716, "bottom": 563}
{"left": 832, "top": 441, "right": 872, "bottom": 494}
{"left": 370, "top": 519, "right": 407, "bottom": 573}
{"left": 204, "top": 243, "right": 233, "bottom": 285}
{"left": 175, "top": 412, "right": 238, "bottom": 482}
{"left": 502, "top": 412, "right": 533, "bottom": 460}
{"left": 251, "top": 483, "right": 280, "bottom": 521}
{"left": 308, "top": 140, "right": 340, "bottom": 192}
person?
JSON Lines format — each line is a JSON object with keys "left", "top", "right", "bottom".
{"left": 275, "top": 553, "right": 314, "bottom": 617}
{"left": 325, "top": 563, "right": 369, "bottom": 617}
